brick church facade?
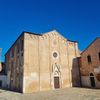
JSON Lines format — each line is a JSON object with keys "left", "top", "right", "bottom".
{"left": 5, "top": 30, "right": 80, "bottom": 93}
{"left": 80, "top": 37, "right": 100, "bottom": 88}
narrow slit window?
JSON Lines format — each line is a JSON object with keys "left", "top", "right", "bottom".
{"left": 21, "top": 40, "right": 24, "bottom": 51}
{"left": 17, "top": 43, "right": 20, "bottom": 53}
{"left": 12, "top": 48, "right": 14, "bottom": 57}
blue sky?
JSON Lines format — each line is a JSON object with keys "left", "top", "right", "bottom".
{"left": 0, "top": 0, "right": 100, "bottom": 61}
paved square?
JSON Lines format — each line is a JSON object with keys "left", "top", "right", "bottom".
{"left": 0, "top": 88, "right": 100, "bottom": 100}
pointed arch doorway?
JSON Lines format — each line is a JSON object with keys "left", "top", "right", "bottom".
{"left": 53, "top": 63, "right": 61, "bottom": 89}
{"left": 89, "top": 73, "right": 95, "bottom": 88}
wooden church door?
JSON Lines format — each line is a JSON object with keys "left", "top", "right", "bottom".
{"left": 54, "top": 77, "right": 60, "bottom": 88}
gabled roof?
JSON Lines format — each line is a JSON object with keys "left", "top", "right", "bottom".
{"left": 81, "top": 37, "right": 100, "bottom": 54}
{"left": 5, "top": 30, "right": 78, "bottom": 55}
{"left": 43, "top": 30, "right": 77, "bottom": 43}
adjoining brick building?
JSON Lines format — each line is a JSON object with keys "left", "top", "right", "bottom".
{"left": 80, "top": 37, "right": 100, "bottom": 88}
{"left": 5, "top": 30, "right": 80, "bottom": 93}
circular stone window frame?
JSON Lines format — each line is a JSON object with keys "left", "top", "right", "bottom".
{"left": 52, "top": 51, "right": 59, "bottom": 59}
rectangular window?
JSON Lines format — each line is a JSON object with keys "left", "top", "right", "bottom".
{"left": 99, "top": 52, "right": 100, "bottom": 60}
{"left": 87, "top": 55, "right": 92, "bottom": 63}
{"left": 21, "top": 53, "right": 23, "bottom": 56}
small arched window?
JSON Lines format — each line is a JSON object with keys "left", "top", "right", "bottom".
{"left": 87, "top": 55, "right": 92, "bottom": 63}
{"left": 90, "top": 73, "right": 94, "bottom": 77}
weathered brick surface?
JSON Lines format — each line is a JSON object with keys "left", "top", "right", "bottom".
{"left": 80, "top": 38, "right": 100, "bottom": 88}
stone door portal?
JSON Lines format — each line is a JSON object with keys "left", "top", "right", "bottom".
{"left": 54, "top": 77, "right": 60, "bottom": 89}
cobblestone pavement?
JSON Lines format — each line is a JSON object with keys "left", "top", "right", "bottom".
{"left": 0, "top": 88, "right": 100, "bottom": 100}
